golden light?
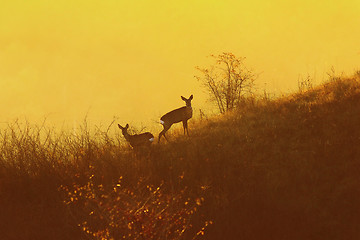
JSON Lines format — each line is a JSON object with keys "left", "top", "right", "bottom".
{"left": 0, "top": 0, "right": 359, "bottom": 127}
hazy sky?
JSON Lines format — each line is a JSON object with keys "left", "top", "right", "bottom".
{"left": 0, "top": 0, "right": 359, "bottom": 128}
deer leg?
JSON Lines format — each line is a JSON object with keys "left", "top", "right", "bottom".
{"left": 158, "top": 124, "right": 171, "bottom": 143}
{"left": 163, "top": 132, "right": 169, "bottom": 142}
{"left": 182, "top": 120, "right": 189, "bottom": 136}
{"left": 158, "top": 129, "right": 169, "bottom": 143}
{"left": 158, "top": 131, "right": 164, "bottom": 143}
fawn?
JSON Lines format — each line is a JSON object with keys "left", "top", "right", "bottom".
{"left": 118, "top": 124, "right": 154, "bottom": 148}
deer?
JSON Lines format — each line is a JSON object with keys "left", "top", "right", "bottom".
{"left": 118, "top": 124, "right": 154, "bottom": 148}
{"left": 158, "top": 95, "right": 193, "bottom": 143}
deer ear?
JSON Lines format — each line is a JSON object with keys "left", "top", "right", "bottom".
{"left": 118, "top": 124, "right": 123, "bottom": 129}
{"left": 189, "top": 95, "right": 193, "bottom": 100}
{"left": 181, "top": 96, "right": 186, "bottom": 101}
{"left": 125, "top": 124, "right": 129, "bottom": 129}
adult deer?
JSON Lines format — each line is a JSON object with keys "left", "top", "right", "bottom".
{"left": 158, "top": 95, "right": 193, "bottom": 143}
{"left": 118, "top": 124, "right": 154, "bottom": 148}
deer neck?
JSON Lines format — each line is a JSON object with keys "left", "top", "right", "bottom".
{"left": 123, "top": 132, "right": 131, "bottom": 141}
{"left": 186, "top": 105, "right": 193, "bottom": 117}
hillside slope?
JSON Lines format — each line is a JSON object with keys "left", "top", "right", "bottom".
{"left": 1, "top": 74, "right": 360, "bottom": 240}
{"left": 184, "top": 74, "right": 360, "bottom": 239}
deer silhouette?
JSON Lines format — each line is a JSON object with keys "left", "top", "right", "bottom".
{"left": 118, "top": 124, "right": 154, "bottom": 148}
{"left": 158, "top": 95, "right": 193, "bottom": 143}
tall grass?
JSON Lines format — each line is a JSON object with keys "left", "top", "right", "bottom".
{"left": 0, "top": 118, "right": 209, "bottom": 239}
{"left": 1, "top": 73, "right": 360, "bottom": 239}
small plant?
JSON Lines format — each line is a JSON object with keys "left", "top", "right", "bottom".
{"left": 297, "top": 74, "right": 313, "bottom": 92}
{"left": 326, "top": 66, "right": 343, "bottom": 82}
{"left": 195, "top": 53, "right": 256, "bottom": 114}
{"left": 355, "top": 70, "right": 360, "bottom": 78}
{"left": 60, "top": 169, "right": 210, "bottom": 240}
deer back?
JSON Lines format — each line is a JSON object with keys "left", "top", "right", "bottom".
{"left": 129, "top": 132, "right": 154, "bottom": 147}
{"left": 161, "top": 106, "right": 192, "bottom": 124}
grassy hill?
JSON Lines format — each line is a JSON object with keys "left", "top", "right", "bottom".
{"left": 1, "top": 73, "right": 360, "bottom": 240}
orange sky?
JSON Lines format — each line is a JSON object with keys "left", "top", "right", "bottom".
{"left": 0, "top": 0, "right": 359, "bottom": 129}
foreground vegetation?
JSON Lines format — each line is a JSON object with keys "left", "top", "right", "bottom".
{"left": 1, "top": 73, "right": 360, "bottom": 239}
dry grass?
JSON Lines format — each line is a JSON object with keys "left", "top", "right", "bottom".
{"left": 1, "top": 73, "right": 360, "bottom": 239}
